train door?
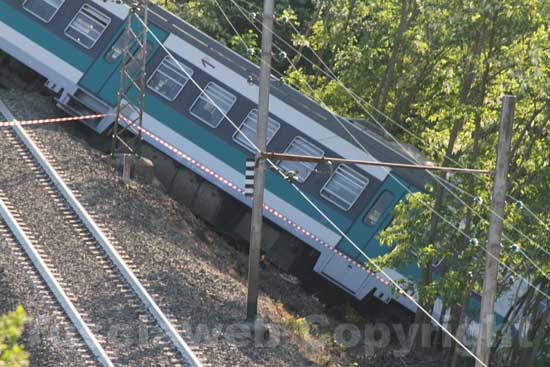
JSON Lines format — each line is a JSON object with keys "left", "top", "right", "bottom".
{"left": 78, "top": 20, "right": 167, "bottom": 107}
{"left": 316, "top": 175, "right": 408, "bottom": 296}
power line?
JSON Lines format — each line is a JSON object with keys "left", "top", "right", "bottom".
{"left": 228, "top": 0, "right": 550, "bottom": 259}
{"left": 226, "top": 0, "right": 550, "bottom": 278}
{"left": 263, "top": 152, "right": 493, "bottom": 174}
{"left": 276, "top": 51, "right": 550, "bottom": 280}
{"left": 135, "top": 15, "right": 489, "bottom": 365}
{"left": 277, "top": 8, "right": 550, "bottom": 269}
{"left": 225, "top": 0, "right": 550, "bottom": 295}
{"left": 280, "top": 5, "right": 550, "bottom": 251}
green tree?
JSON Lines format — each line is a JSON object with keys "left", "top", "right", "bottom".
{"left": 0, "top": 305, "right": 30, "bottom": 367}
{"left": 154, "top": 1, "right": 550, "bottom": 364}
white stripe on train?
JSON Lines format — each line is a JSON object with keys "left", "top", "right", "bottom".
{"left": 132, "top": 109, "right": 343, "bottom": 247}
{"left": 0, "top": 22, "right": 83, "bottom": 93}
{"left": 163, "top": 33, "right": 390, "bottom": 182}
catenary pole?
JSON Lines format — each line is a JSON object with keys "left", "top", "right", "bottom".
{"left": 246, "top": 0, "right": 275, "bottom": 322}
{"left": 475, "top": 96, "right": 515, "bottom": 366}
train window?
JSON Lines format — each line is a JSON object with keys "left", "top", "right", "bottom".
{"left": 105, "top": 33, "right": 136, "bottom": 64}
{"left": 320, "top": 165, "right": 369, "bottom": 211}
{"left": 65, "top": 4, "right": 111, "bottom": 49}
{"left": 364, "top": 191, "right": 395, "bottom": 226}
{"left": 190, "top": 82, "right": 236, "bottom": 128}
{"left": 23, "top": 0, "right": 65, "bottom": 22}
{"left": 147, "top": 56, "right": 193, "bottom": 101}
{"left": 232, "top": 109, "right": 280, "bottom": 153}
{"left": 279, "top": 137, "right": 324, "bottom": 183}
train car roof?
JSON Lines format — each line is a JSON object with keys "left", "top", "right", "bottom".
{"left": 147, "top": 3, "right": 432, "bottom": 189}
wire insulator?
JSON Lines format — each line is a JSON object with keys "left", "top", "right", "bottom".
{"left": 469, "top": 238, "right": 479, "bottom": 247}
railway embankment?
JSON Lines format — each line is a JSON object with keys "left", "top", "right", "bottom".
{"left": 0, "top": 63, "right": 346, "bottom": 366}
{"left": 0, "top": 57, "right": 449, "bottom": 367}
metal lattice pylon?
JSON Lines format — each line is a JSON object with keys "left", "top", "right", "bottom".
{"left": 112, "top": 1, "right": 149, "bottom": 156}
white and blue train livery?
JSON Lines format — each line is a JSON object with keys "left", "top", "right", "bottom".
{"left": 0, "top": 0, "right": 519, "bottom": 332}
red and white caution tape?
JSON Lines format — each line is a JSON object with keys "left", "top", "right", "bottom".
{"left": 0, "top": 114, "right": 110, "bottom": 127}
{"left": 118, "top": 115, "right": 394, "bottom": 288}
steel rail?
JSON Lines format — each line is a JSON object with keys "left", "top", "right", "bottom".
{"left": 0, "top": 198, "right": 113, "bottom": 367}
{"left": 0, "top": 99, "right": 203, "bottom": 367}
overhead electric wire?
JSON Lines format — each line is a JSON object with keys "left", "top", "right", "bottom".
{"left": 214, "top": 0, "right": 550, "bottom": 330}
{"left": 217, "top": 0, "right": 550, "bottom": 294}
{"left": 139, "top": 8, "right": 550, "bottom": 364}
{"left": 224, "top": 0, "right": 550, "bottom": 283}
{"left": 227, "top": 0, "right": 550, "bottom": 259}
{"left": 277, "top": 8, "right": 550, "bottom": 265}
{"left": 155, "top": 0, "right": 550, "bottom": 334}
{"left": 223, "top": 0, "right": 550, "bottom": 287}
{"left": 281, "top": 52, "right": 550, "bottom": 296}
{"left": 212, "top": 0, "right": 550, "bottom": 297}
{"left": 283, "top": 10, "right": 550, "bottom": 256}
{"left": 281, "top": 55, "right": 550, "bottom": 281}
{"left": 136, "top": 14, "right": 490, "bottom": 366}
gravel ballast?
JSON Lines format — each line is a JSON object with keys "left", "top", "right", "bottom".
{"left": 0, "top": 75, "right": 329, "bottom": 365}
{"left": 0, "top": 114, "right": 189, "bottom": 365}
{"left": 0, "top": 65, "right": 460, "bottom": 367}
{"left": 0, "top": 227, "right": 92, "bottom": 367}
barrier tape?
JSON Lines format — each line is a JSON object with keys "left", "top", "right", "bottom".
{"left": 0, "top": 114, "right": 110, "bottom": 127}
{"left": 0, "top": 110, "right": 397, "bottom": 292}
{"left": 118, "top": 115, "right": 396, "bottom": 291}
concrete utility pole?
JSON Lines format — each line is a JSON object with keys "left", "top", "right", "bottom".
{"left": 475, "top": 96, "right": 515, "bottom": 366}
{"left": 246, "top": 0, "right": 275, "bottom": 322}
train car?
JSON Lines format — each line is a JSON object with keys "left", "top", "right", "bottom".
{"left": 0, "top": 0, "right": 519, "bottom": 335}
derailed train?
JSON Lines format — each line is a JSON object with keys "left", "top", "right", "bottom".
{"left": 0, "top": 0, "right": 516, "bottom": 333}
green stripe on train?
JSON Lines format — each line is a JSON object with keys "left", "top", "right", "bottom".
{"left": 0, "top": 1, "right": 91, "bottom": 71}
{"left": 144, "top": 95, "right": 352, "bottom": 231}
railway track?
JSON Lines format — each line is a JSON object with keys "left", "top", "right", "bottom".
{"left": 0, "top": 100, "right": 203, "bottom": 367}
{"left": 0, "top": 197, "right": 100, "bottom": 366}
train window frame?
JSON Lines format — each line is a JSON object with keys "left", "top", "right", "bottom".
{"left": 363, "top": 190, "right": 395, "bottom": 226}
{"left": 232, "top": 109, "right": 280, "bottom": 153}
{"left": 279, "top": 136, "right": 324, "bottom": 183}
{"left": 320, "top": 165, "right": 369, "bottom": 211}
{"left": 147, "top": 56, "right": 193, "bottom": 102}
{"left": 189, "top": 82, "right": 237, "bottom": 128}
{"left": 23, "top": 0, "right": 65, "bottom": 23}
{"left": 64, "top": 4, "right": 111, "bottom": 50}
